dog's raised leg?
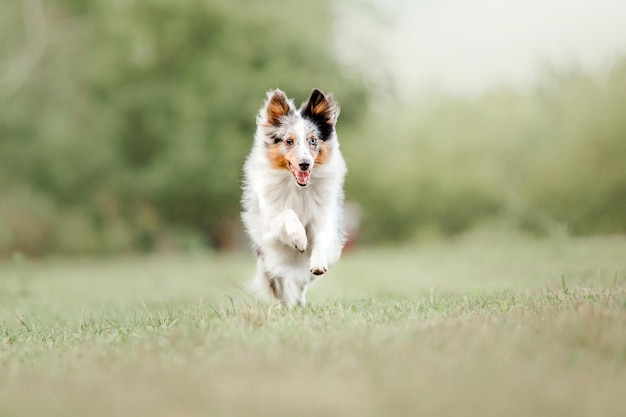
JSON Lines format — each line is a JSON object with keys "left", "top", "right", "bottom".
{"left": 308, "top": 222, "right": 342, "bottom": 276}
{"left": 269, "top": 209, "right": 308, "bottom": 253}
{"left": 309, "top": 245, "right": 329, "bottom": 276}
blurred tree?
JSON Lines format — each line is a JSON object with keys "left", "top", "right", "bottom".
{"left": 0, "top": 0, "right": 367, "bottom": 255}
{"left": 521, "top": 64, "right": 626, "bottom": 235}
{"left": 1, "top": 0, "right": 624, "bottom": 256}
{"left": 342, "top": 59, "right": 626, "bottom": 242}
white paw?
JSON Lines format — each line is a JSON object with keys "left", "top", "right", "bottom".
{"left": 284, "top": 212, "right": 307, "bottom": 253}
{"left": 309, "top": 254, "right": 328, "bottom": 276}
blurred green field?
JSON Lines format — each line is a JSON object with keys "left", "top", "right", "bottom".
{"left": 2, "top": 233, "right": 625, "bottom": 417}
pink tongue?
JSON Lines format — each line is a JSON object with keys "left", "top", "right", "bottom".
{"left": 296, "top": 170, "right": 310, "bottom": 185}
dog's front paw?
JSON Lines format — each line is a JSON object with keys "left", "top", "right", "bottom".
{"left": 289, "top": 231, "right": 308, "bottom": 253}
{"left": 284, "top": 212, "right": 308, "bottom": 253}
{"left": 309, "top": 254, "right": 328, "bottom": 276}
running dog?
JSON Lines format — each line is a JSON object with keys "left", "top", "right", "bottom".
{"left": 241, "top": 88, "right": 347, "bottom": 307}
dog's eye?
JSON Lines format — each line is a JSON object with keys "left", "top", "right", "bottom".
{"left": 285, "top": 138, "right": 294, "bottom": 146}
{"left": 309, "top": 137, "right": 317, "bottom": 146}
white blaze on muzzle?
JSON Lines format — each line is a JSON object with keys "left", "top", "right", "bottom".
{"left": 291, "top": 135, "right": 313, "bottom": 186}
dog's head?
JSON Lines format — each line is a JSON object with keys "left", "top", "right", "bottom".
{"left": 257, "top": 88, "right": 339, "bottom": 187}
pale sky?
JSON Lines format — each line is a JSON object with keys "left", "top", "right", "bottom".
{"left": 334, "top": 0, "right": 626, "bottom": 99}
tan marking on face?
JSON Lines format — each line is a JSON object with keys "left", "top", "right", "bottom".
{"left": 314, "top": 141, "right": 330, "bottom": 165}
{"left": 267, "top": 143, "right": 288, "bottom": 170}
{"left": 267, "top": 139, "right": 300, "bottom": 171}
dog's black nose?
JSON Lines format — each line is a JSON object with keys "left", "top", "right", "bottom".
{"left": 299, "top": 161, "right": 310, "bottom": 171}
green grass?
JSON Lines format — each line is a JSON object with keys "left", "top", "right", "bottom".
{"left": 1, "top": 233, "right": 626, "bottom": 417}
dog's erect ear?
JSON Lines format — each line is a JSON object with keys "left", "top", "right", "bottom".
{"left": 300, "top": 88, "right": 340, "bottom": 129}
{"left": 264, "top": 89, "right": 293, "bottom": 127}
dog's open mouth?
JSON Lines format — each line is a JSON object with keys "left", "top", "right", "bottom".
{"left": 288, "top": 163, "right": 311, "bottom": 187}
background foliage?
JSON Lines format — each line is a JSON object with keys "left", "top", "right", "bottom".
{"left": 345, "top": 64, "right": 626, "bottom": 242}
{"left": 1, "top": 0, "right": 624, "bottom": 257}
{"left": 0, "top": 0, "right": 366, "bottom": 255}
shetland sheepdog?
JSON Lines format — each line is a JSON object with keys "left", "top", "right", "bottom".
{"left": 241, "top": 88, "right": 347, "bottom": 307}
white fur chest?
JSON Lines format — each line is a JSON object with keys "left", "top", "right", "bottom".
{"left": 258, "top": 168, "right": 335, "bottom": 229}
